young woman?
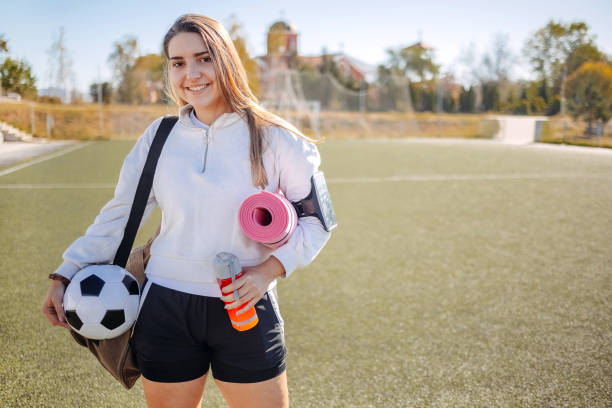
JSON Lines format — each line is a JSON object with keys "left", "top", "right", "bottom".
{"left": 42, "top": 14, "right": 332, "bottom": 408}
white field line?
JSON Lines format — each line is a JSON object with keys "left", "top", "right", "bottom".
{"left": 327, "top": 173, "right": 612, "bottom": 183}
{"left": 0, "top": 183, "right": 115, "bottom": 189}
{"left": 360, "top": 138, "right": 612, "bottom": 156}
{"left": 0, "top": 142, "right": 93, "bottom": 177}
{"left": 0, "top": 173, "right": 609, "bottom": 190}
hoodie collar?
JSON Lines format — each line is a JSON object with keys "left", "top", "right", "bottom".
{"left": 178, "top": 104, "right": 243, "bottom": 130}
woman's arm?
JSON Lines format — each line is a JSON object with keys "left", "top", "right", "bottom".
{"left": 221, "top": 128, "right": 333, "bottom": 312}
{"left": 269, "top": 128, "right": 332, "bottom": 278}
{"left": 53, "top": 118, "right": 164, "bottom": 281}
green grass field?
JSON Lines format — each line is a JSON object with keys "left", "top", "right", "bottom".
{"left": 1, "top": 139, "right": 611, "bottom": 407}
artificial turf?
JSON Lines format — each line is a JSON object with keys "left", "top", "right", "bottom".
{"left": 0, "top": 139, "right": 610, "bottom": 407}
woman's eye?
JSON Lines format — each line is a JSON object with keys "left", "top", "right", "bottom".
{"left": 172, "top": 62, "right": 183, "bottom": 68}
{"left": 202, "top": 56, "right": 212, "bottom": 63}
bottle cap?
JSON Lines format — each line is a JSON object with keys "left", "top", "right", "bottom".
{"left": 213, "top": 252, "right": 241, "bottom": 280}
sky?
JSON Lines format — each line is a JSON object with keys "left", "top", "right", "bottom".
{"left": 2, "top": 0, "right": 612, "bottom": 95}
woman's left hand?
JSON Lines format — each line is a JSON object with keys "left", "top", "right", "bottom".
{"left": 220, "top": 256, "right": 285, "bottom": 315}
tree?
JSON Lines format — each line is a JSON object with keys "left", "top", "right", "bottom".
{"left": 132, "top": 53, "right": 164, "bottom": 103}
{"left": 0, "top": 33, "right": 7, "bottom": 93}
{"left": 454, "top": 35, "right": 514, "bottom": 112}
{"left": 386, "top": 43, "right": 439, "bottom": 82}
{"left": 565, "top": 43, "right": 607, "bottom": 75}
{"left": 437, "top": 73, "right": 460, "bottom": 113}
{"left": 523, "top": 80, "right": 548, "bottom": 114}
{"left": 37, "top": 95, "right": 61, "bottom": 104}
{"left": 70, "top": 88, "right": 84, "bottom": 104}
{"left": 375, "top": 64, "right": 413, "bottom": 112}
{"left": 0, "top": 34, "right": 7, "bottom": 54}
{"left": 228, "top": 20, "right": 261, "bottom": 98}
{"left": 459, "top": 86, "right": 476, "bottom": 113}
{"left": 1, "top": 34, "right": 37, "bottom": 98}
{"left": 455, "top": 43, "right": 480, "bottom": 87}
{"left": 482, "top": 33, "right": 516, "bottom": 109}
{"left": 565, "top": 61, "right": 612, "bottom": 136}
{"left": 318, "top": 48, "right": 341, "bottom": 109}
{"left": 523, "top": 20, "right": 592, "bottom": 91}
{"left": 47, "top": 27, "right": 75, "bottom": 103}
{"left": 442, "top": 90, "right": 456, "bottom": 112}
{"left": 481, "top": 81, "right": 500, "bottom": 111}
{"left": 89, "top": 82, "right": 113, "bottom": 104}
{"left": 0, "top": 57, "right": 37, "bottom": 97}
{"left": 108, "top": 36, "right": 139, "bottom": 103}
{"left": 383, "top": 42, "right": 439, "bottom": 112}
{"left": 481, "top": 33, "right": 514, "bottom": 83}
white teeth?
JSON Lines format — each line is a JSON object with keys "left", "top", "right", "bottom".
{"left": 188, "top": 84, "right": 209, "bottom": 91}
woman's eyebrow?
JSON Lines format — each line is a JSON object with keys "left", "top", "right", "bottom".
{"left": 169, "top": 51, "right": 210, "bottom": 60}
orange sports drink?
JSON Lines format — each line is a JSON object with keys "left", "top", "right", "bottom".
{"left": 213, "top": 252, "right": 259, "bottom": 331}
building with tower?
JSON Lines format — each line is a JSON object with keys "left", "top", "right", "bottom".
{"left": 255, "top": 19, "right": 376, "bottom": 85}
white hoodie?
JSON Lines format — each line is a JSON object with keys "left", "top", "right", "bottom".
{"left": 55, "top": 105, "right": 332, "bottom": 297}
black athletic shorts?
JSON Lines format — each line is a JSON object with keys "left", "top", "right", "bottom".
{"left": 130, "top": 280, "right": 286, "bottom": 383}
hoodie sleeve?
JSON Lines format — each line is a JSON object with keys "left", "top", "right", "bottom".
{"left": 270, "top": 127, "right": 332, "bottom": 278}
{"left": 54, "top": 118, "right": 164, "bottom": 280}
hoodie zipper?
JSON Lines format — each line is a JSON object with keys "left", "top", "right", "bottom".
{"left": 201, "top": 127, "right": 210, "bottom": 173}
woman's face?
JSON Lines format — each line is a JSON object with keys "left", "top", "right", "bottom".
{"left": 167, "top": 32, "right": 229, "bottom": 120}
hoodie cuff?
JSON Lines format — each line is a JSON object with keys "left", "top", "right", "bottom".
{"left": 270, "top": 245, "right": 298, "bottom": 278}
{"left": 54, "top": 261, "right": 81, "bottom": 281}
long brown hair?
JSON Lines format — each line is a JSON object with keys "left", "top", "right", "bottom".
{"left": 162, "top": 14, "right": 320, "bottom": 188}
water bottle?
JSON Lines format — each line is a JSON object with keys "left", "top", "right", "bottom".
{"left": 213, "top": 252, "right": 259, "bottom": 331}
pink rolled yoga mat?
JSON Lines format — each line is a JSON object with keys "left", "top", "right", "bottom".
{"left": 238, "top": 190, "right": 297, "bottom": 249}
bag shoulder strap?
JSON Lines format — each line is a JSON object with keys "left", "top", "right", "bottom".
{"left": 113, "top": 116, "right": 178, "bottom": 267}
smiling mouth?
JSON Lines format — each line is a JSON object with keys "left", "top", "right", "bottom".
{"left": 185, "top": 84, "right": 210, "bottom": 92}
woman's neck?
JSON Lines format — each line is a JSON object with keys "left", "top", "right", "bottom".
{"left": 192, "top": 104, "right": 234, "bottom": 126}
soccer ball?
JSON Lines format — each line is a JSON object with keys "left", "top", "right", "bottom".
{"left": 63, "top": 265, "right": 140, "bottom": 340}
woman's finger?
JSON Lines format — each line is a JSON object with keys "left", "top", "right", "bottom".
{"left": 51, "top": 296, "right": 70, "bottom": 329}
{"left": 42, "top": 299, "right": 59, "bottom": 325}
{"left": 237, "top": 286, "right": 257, "bottom": 304}
{"left": 52, "top": 297, "right": 65, "bottom": 322}
{"left": 42, "top": 301, "right": 68, "bottom": 329}
{"left": 221, "top": 273, "right": 247, "bottom": 295}
{"left": 42, "top": 282, "right": 70, "bottom": 329}
{"left": 221, "top": 282, "right": 248, "bottom": 303}
{"left": 225, "top": 287, "right": 254, "bottom": 310}
{"left": 235, "top": 297, "right": 259, "bottom": 316}
{"left": 226, "top": 287, "right": 262, "bottom": 312}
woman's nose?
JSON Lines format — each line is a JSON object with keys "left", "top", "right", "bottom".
{"left": 186, "top": 63, "right": 201, "bottom": 79}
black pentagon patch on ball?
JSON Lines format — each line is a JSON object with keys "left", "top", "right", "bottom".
{"left": 101, "top": 310, "right": 125, "bottom": 330}
{"left": 122, "top": 275, "right": 139, "bottom": 296}
{"left": 65, "top": 310, "right": 83, "bottom": 330}
{"left": 80, "top": 274, "right": 105, "bottom": 296}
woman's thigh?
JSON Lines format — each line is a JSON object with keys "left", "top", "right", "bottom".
{"left": 214, "top": 371, "right": 288, "bottom": 408}
{"left": 142, "top": 372, "right": 208, "bottom": 408}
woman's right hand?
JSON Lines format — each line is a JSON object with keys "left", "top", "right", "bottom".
{"left": 41, "top": 280, "right": 71, "bottom": 329}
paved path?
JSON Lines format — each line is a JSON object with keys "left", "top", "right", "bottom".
{"left": 489, "top": 115, "right": 549, "bottom": 145}
{"left": 0, "top": 139, "right": 78, "bottom": 169}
